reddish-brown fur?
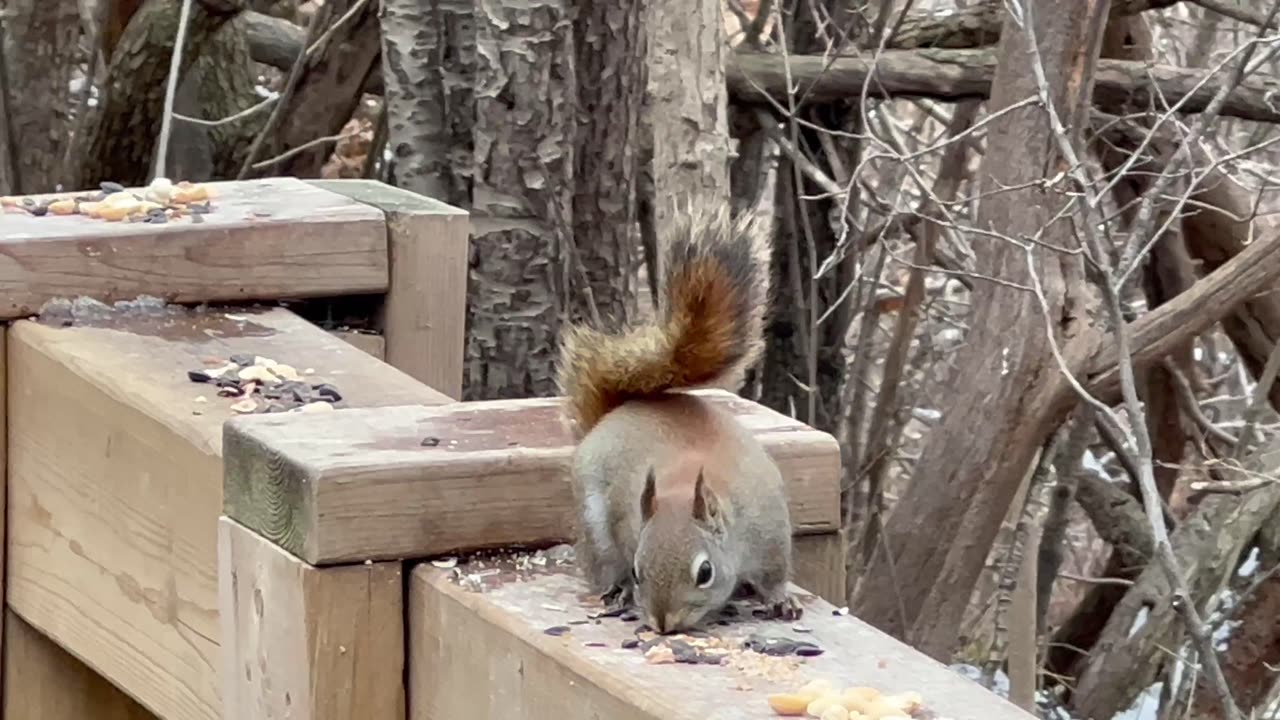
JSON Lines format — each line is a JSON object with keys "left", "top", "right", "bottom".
{"left": 555, "top": 207, "right": 770, "bottom": 435}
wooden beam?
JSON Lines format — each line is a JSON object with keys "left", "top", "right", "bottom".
{"left": 2, "top": 610, "right": 157, "bottom": 720}
{"left": 792, "top": 532, "right": 847, "bottom": 606}
{"left": 309, "top": 179, "right": 470, "bottom": 400}
{"left": 223, "top": 389, "right": 841, "bottom": 565}
{"left": 408, "top": 559, "right": 1036, "bottom": 720}
{"left": 6, "top": 306, "right": 448, "bottom": 720}
{"left": 218, "top": 518, "right": 404, "bottom": 720}
{"left": 0, "top": 177, "right": 388, "bottom": 318}
{"left": 330, "top": 329, "right": 386, "bottom": 361}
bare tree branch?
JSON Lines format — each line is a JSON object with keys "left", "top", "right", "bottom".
{"left": 728, "top": 50, "right": 1280, "bottom": 124}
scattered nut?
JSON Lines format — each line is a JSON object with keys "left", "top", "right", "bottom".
{"left": 48, "top": 199, "right": 76, "bottom": 215}
{"left": 230, "top": 399, "right": 257, "bottom": 413}
{"left": 767, "top": 694, "right": 811, "bottom": 716}
{"left": 820, "top": 707, "right": 850, "bottom": 720}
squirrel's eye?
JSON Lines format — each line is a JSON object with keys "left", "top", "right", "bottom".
{"left": 695, "top": 560, "right": 714, "bottom": 588}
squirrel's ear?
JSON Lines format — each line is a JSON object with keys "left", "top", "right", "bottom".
{"left": 640, "top": 467, "right": 657, "bottom": 522}
{"left": 692, "top": 469, "right": 722, "bottom": 525}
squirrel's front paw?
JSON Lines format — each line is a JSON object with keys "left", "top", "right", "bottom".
{"left": 766, "top": 593, "right": 803, "bottom": 622}
{"left": 601, "top": 582, "right": 634, "bottom": 611}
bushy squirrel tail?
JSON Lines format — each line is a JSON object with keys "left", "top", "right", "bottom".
{"left": 556, "top": 204, "right": 772, "bottom": 435}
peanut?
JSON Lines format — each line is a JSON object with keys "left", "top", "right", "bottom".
{"left": 820, "top": 707, "right": 850, "bottom": 720}
{"left": 767, "top": 694, "right": 812, "bottom": 716}
{"left": 807, "top": 695, "right": 839, "bottom": 717}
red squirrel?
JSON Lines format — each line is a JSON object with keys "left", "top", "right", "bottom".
{"left": 555, "top": 205, "right": 800, "bottom": 634}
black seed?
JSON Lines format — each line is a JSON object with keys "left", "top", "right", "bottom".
{"left": 795, "top": 645, "right": 824, "bottom": 657}
{"left": 30, "top": 203, "right": 48, "bottom": 216}
{"left": 583, "top": 642, "right": 607, "bottom": 648}
{"left": 620, "top": 612, "right": 639, "bottom": 622}
{"left": 543, "top": 626, "right": 571, "bottom": 637}
{"left": 421, "top": 436, "right": 441, "bottom": 447}
{"left": 314, "top": 383, "right": 342, "bottom": 402}
{"left": 21, "top": 197, "right": 33, "bottom": 206}
{"left": 621, "top": 639, "right": 639, "bottom": 649}
{"left": 187, "top": 370, "right": 213, "bottom": 383}
{"left": 100, "top": 181, "right": 125, "bottom": 194}
{"left": 230, "top": 354, "right": 255, "bottom": 366}
{"left": 568, "top": 620, "right": 590, "bottom": 626}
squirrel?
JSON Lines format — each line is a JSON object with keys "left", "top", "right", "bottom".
{"left": 555, "top": 203, "right": 800, "bottom": 635}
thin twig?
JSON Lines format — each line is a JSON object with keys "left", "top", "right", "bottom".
{"left": 154, "top": 0, "right": 194, "bottom": 180}
{"left": 1164, "top": 359, "right": 1238, "bottom": 446}
{"left": 250, "top": 129, "right": 361, "bottom": 171}
{"left": 174, "top": 95, "right": 276, "bottom": 128}
{"left": 1229, "top": 336, "right": 1280, "bottom": 462}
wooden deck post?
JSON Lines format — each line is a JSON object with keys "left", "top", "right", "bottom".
{"left": 217, "top": 518, "right": 404, "bottom": 720}
{"left": 309, "top": 179, "right": 470, "bottom": 400}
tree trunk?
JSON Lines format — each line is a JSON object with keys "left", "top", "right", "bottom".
{"left": 246, "top": 0, "right": 380, "bottom": 178}
{"left": 646, "top": 0, "right": 730, "bottom": 278}
{"left": 853, "top": 0, "right": 1108, "bottom": 659}
{"left": 381, "top": 0, "right": 575, "bottom": 400}
{"left": 163, "top": 12, "right": 261, "bottom": 181}
{"left": 378, "top": 0, "right": 469, "bottom": 207}
{"left": 3, "top": 0, "right": 81, "bottom": 192}
{"left": 573, "top": 0, "right": 646, "bottom": 324}
{"left": 193, "top": 15, "right": 260, "bottom": 179}
{"left": 69, "top": 0, "right": 248, "bottom": 188}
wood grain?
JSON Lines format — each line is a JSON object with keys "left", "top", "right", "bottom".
{"left": 408, "top": 560, "right": 1036, "bottom": 720}
{"left": 792, "top": 532, "right": 847, "bottom": 606}
{"left": 223, "top": 389, "right": 842, "bottom": 565}
{"left": 0, "top": 177, "right": 388, "bottom": 318}
{"left": 5, "top": 305, "right": 447, "bottom": 720}
{"left": 218, "top": 518, "right": 404, "bottom": 720}
{"left": 309, "top": 179, "right": 470, "bottom": 400}
{"left": 2, "top": 611, "right": 157, "bottom": 720}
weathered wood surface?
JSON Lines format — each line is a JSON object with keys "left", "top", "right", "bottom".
{"left": 2, "top": 610, "right": 158, "bottom": 720}
{"left": 310, "top": 179, "right": 470, "bottom": 400}
{"left": 224, "top": 389, "right": 842, "bottom": 565}
{"left": 6, "top": 304, "right": 448, "bottom": 720}
{"left": 330, "top": 328, "right": 387, "bottom": 360}
{"left": 408, "top": 559, "right": 1035, "bottom": 720}
{"left": 0, "top": 177, "right": 387, "bottom": 317}
{"left": 792, "top": 532, "right": 846, "bottom": 606}
{"left": 218, "top": 518, "right": 404, "bottom": 720}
